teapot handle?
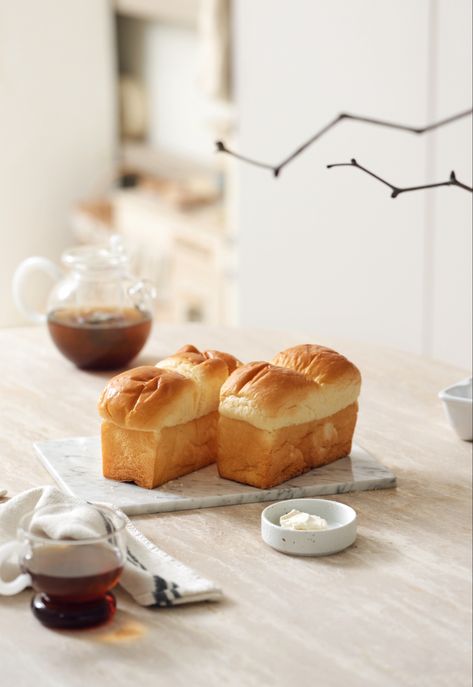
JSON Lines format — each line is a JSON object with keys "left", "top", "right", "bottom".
{"left": 12, "top": 257, "right": 62, "bottom": 324}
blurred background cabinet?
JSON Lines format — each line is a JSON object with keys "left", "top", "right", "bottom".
{"left": 72, "top": 0, "right": 235, "bottom": 327}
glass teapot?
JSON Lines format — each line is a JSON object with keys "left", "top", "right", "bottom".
{"left": 13, "top": 236, "right": 156, "bottom": 370}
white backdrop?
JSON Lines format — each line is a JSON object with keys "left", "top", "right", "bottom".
{"left": 0, "top": 0, "right": 116, "bottom": 326}
{"left": 232, "top": 0, "right": 472, "bottom": 368}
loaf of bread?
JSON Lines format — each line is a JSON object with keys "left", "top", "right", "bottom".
{"left": 217, "top": 344, "right": 361, "bottom": 488}
{"left": 98, "top": 345, "right": 240, "bottom": 488}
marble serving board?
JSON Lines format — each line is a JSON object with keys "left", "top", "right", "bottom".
{"left": 34, "top": 437, "right": 396, "bottom": 515}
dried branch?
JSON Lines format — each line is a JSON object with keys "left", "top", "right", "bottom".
{"left": 326, "top": 158, "right": 473, "bottom": 197}
{"left": 215, "top": 108, "right": 472, "bottom": 177}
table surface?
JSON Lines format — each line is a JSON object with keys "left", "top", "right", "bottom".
{"left": 0, "top": 325, "right": 471, "bottom": 687}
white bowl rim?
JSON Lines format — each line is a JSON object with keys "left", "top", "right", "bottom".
{"left": 261, "top": 498, "right": 357, "bottom": 535}
{"left": 438, "top": 377, "right": 472, "bottom": 404}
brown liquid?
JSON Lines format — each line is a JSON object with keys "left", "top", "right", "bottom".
{"left": 24, "top": 543, "right": 124, "bottom": 602}
{"left": 47, "top": 306, "right": 152, "bottom": 370}
{"left": 24, "top": 543, "right": 124, "bottom": 629}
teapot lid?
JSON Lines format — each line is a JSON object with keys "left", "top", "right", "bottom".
{"left": 61, "top": 236, "right": 128, "bottom": 271}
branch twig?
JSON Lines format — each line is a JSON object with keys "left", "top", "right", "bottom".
{"left": 215, "top": 108, "right": 472, "bottom": 177}
{"left": 326, "top": 159, "right": 473, "bottom": 197}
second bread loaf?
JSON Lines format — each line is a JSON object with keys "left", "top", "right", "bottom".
{"left": 217, "top": 344, "right": 361, "bottom": 488}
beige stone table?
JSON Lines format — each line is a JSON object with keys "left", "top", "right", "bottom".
{"left": 0, "top": 325, "right": 471, "bottom": 687}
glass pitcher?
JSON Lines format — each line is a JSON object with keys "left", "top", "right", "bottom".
{"left": 13, "top": 236, "right": 156, "bottom": 370}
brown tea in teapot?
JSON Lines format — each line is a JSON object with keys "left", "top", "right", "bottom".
{"left": 47, "top": 306, "right": 152, "bottom": 370}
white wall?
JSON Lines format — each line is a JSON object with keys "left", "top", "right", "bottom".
{"left": 0, "top": 0, "right": 116, "bottom": 325}
{"left": 429, "top": 0, "right": 472, "bottom": 367}
{"left": 233, "top": 0, "right": 472, "bottom": 368}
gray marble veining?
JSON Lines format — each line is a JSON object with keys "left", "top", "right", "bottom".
{"left": 34, "top": 437, "right": 396, "bottom": 515}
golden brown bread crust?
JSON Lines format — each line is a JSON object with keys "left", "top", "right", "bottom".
{"left": 102, "top": 411, "right": 219, "bottom": 489}
{"left": 99, "top": 342, "right": 360, "bottom": 490}
{"left": 219, "top": 345, "right": 361, "bottom": 431}
{"left": 173, "top": 344, "right": 240, "bottom": 374}
{"left": 98, "top": 345, "right": 242, "bottom": 433}
{"left": 99, "top": 345, "right": 241, "bottom": 488}
{"left": 155, "top": 344, "right": 241, "bottom": 419}
{"left": 217, "top": 343, "right": 361, "bottom": 488}
{"left": 220, "top": 360, "right": 313, "bottom": 398}
{"left": 98, "top": 366, "right": 197, "bottom": 432}
{"left": 217, "top": 403, "right": 358, "bottom": 488}
{"left": 272, "top": 343, "right": 361, "bottom": 387}
{"left": 219, "top": 361, "right": 318, "bottom": 429}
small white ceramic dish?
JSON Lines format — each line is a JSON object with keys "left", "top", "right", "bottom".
{"left": 439, "top": 377, "right": 472, "bottom": 441}
{"left": 261, "top": 498, "right": 357, "bottom": 557}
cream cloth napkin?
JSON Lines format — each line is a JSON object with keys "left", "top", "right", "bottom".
{"left": 0, "top": 486, "right": 222, "bottom": 607}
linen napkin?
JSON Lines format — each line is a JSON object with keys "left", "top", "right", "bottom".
{"left": 0, "top": 486, "right": 222, "bottom": 607}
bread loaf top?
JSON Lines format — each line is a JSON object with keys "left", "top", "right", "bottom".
{"left": 98, "top": 366, "right": 197, "bottom": 431}
{"left": 219, "top": 344, "right": 361, "bottom": 431}
{"left": 160, "top": 344, "right": 240, "bottom": 375}
{"left": 156, "top": 345, "right": 240, "bottom": 419}
{"left": 98, "top": 345, "right": 241, "bottom": 431}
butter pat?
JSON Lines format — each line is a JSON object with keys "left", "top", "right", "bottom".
{"left": 279, "top": 509, "right": 328, "bottom": 531}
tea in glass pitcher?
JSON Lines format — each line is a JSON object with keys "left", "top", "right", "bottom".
{"left": 13, "top": 237, "right": 156, "bottom": 369}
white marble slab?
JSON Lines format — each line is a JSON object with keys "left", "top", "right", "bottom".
{"left": 34, "top": 437, "right": 396, "bottom": 515}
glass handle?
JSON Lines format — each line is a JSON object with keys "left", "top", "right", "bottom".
{"left": 12, "top": 257, "right": 62, "bottom": 324}
{"left": 0, "top": 541, "right": 31, "bottom": 596}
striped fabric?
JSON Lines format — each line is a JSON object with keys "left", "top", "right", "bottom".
{"left": 0, "top": 486, "right": 222, "bottom": 607}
